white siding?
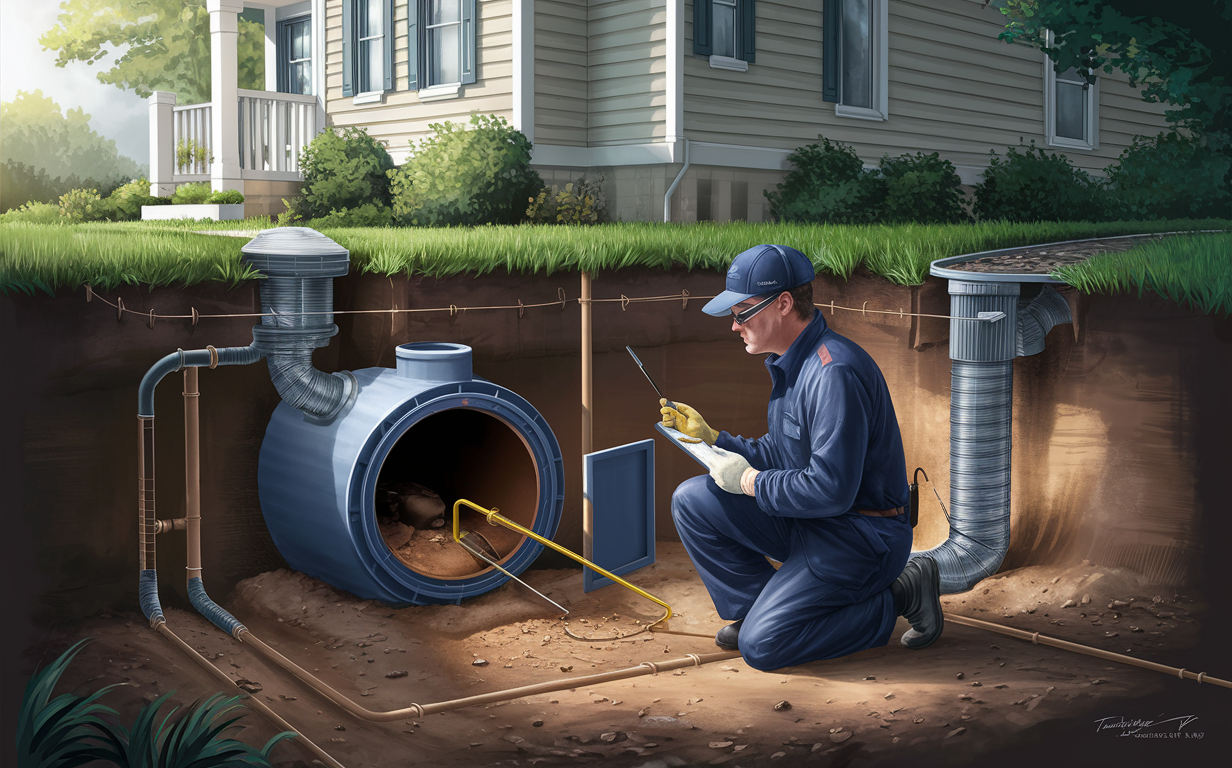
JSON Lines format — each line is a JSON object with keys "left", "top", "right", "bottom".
{"left": 535, "top": 0, "right": 588, "bottom": 146}
{"left": 588, "top": 0, "right": 666, "bottom": 145}
{"left": 683, "top": 0, "right": 1170, "bottom": 174}
{"left": 325, "top": 0, "right": 515, "bottom": 161}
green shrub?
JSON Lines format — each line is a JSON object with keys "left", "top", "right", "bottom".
{"left": 308, "top": 202, "right": 392, "bottom": 228}
{"left": 104, "top": 177, "right": 170, "bottom": 221}
{"left": 878, "top": 151, "right": 968, "bottom": 224}
{"left": 973, "top": 141, "right": 1105, "bottom": 222}
{"left": 389, "top": 114, "right": 542, "bottom": 226}
{"left": 0, "top": 200, "right": 63, "bottom": 224}
{"left": 1105, "top": 132, "right": 1231, "bottom": 220}
{"left": 765, "top": 136, "right": 884, "bottom": 224}
{"left": 58, "top": 188, "right": 108, "bottom": 222}
{"left": 206, "top": 189, "right": 245, "bottom": 205}
{"left": 171, "top": 182, "right": 212, "bottom": 205}
{"left": 292, "top": 126, "right": 395, "bottom": 221}
{"left": 526, "top": 175, "right": 608, "bottom": 224}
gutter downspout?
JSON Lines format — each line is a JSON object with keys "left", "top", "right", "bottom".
{"left": 663, "top": 138, "right": 690, "bottom": 222}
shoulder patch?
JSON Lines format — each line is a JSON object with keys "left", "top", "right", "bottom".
{"left": 817, "top": 343, "right": 832, "bottom": 366}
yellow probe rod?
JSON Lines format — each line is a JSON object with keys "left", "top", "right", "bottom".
{"left": 452, "top": 499, "right": 673, "bottom": 629}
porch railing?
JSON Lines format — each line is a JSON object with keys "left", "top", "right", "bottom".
{"left": 168, "top": 91, "right": 319, "bottom": 183}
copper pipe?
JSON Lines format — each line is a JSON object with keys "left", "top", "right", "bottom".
{"left": 154, "top": 623, "right": 346, "bottom": 768}
{"left": 946, "top": 613, "right": 1231, "bottom": 689}
{"left": 239, "top": 629, "right": 738, "bottom": 720}
{"left": 138, "top": 417, "right": 156, "bottom": 570}
{"left": 184, "top": 368, "right": 202, "bottom": 583}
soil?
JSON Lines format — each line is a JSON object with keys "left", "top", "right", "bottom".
{"left": 27, "top": 543, "right": 1224, "bottom": 768}
{"left": 945, "top": 234, "right": 1171, "bottom": 274}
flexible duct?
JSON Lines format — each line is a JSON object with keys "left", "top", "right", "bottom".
{"left": 910, "top": 280, "right": 1071, "bottom": 594}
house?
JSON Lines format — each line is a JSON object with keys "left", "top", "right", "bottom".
{"left": 149, "top": 1, "right": 1171, "bottom": 220}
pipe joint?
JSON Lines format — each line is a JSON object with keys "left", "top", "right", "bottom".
{"left": 154, "top": 518, "right": 187, "bottom": 534}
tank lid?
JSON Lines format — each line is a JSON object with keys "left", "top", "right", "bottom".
{"left": 241, "top": 227, "right": 350, "bottom": 278}
{"left": 396, "top": 342, "right": 472, "bottom": 360}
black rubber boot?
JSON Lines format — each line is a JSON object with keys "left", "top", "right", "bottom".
{"left": 715, "top": 619, "right": 743, "bottom": 651}
{"left": 890, "top": 556, "right": 943, "bottom": 649}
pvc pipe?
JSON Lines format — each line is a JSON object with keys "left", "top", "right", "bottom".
{"left": 663, "top": 138, "right": 690, "bottom": 223}
{"left": 581, "top": 270, "right": 593, "bottom": 457}
{"left": 184, "top": 368, "right": 201, "bottom": 585}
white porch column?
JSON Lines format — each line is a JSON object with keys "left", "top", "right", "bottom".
{"left": 209, "top": 0, "right": 245, "bottom": 193}
{"left": 245, "top": 3, "right": 279, "bottom": 92}
{"left": 149, "top": 92, "right": 177, "bottom": 197}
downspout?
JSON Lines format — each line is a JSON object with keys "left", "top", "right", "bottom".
{"left": 663, "top": 138, "right": 690, "bottom": 222}
{"left": 909, "top": 283, "right": 1072, "bottom": 594}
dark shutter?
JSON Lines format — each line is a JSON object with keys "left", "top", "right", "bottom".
{"left": 462, "top": 0, "right": 477, "bottom": 84}
{"left": 342, "top": 0, "right": 354, "bottom": 96}
{"left": 277, "top": 20, "right": 289, "bottom": 93}
{"left": 407, "top": 0, "right": 419, "bottom": 90}
{"left": 693, "top": 0, "right": 712, "bottom": 56}
{"left": 739, "top": 0, "right": 756, "bottom": 63}
{"left": 822, "top": 0, "right": 839, "bottom": 103}
{"left": 383, "top": 0, "right": 394, "bottom": 91}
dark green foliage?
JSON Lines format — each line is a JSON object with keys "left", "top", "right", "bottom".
{"left": 389, "top": 114, "right": 542, "bottom": 226}
{"left": 878, "top": 151, "right": 968, "bottom": 224}
{"left": 206, "top": 189, "right": 246, "bottom": 205}
{"left": 171, "top": 182, "right": 213, "bottom": 205}
{"left": 973, "top": 142, "right": 1105, "bottom": 222}
{"left": 293, "top": 126, "right": 395, "bottom": 221}
{"left": 16, "top": 638, "right": 122, "bottom": 768}
{"left": 91, "top": 691, "right": 296, "bottom": 768}
{"left": 105, "top": 178, "right": 169, "bottom": 221}
{"left": 765, "top": 136, "right": 884, "bottom": 224}
{"left": 1105, "top": 132, "right": 1232, "bottom": 220}
{"left": 1, "top": 159, "right": 127, "bottom": 213}
{"left": 307, "top": 202, "right": 393, "bottom": 228}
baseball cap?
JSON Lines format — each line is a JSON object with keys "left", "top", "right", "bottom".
{"left": 702, "top": 244, "right": 817, "bottom": 317}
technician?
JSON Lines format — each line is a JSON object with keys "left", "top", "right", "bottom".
{"left": 661, "top": 244, "right": 943, "bottom": 671}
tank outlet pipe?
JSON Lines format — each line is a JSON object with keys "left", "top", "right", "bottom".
{"left": 663, "top": 137, "right": 690, "bottom": 223}
{"left": 912, "top": 280, "right": 1073, "bottom": 594}
{"left": 240, "top": 227, "right": 355, "bottom": 422}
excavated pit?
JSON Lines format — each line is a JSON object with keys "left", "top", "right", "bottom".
{"left": 374, "top": 408, "right": 539, "bottom": 579}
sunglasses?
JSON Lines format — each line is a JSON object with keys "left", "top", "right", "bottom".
{"left": 731, "top": 293, "right": 780, "bottom": 325}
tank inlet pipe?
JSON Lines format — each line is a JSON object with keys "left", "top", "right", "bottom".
{"left": 663, "top": 137, "right": 691, "bottom": 222}
{"left": 451, "top": 499, "right": 673, "bottom": 641}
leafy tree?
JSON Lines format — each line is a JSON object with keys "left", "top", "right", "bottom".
{"left": 0, "top": 90, "right": 144, "bottom": 211}
{"left": 994, "top": 1, "right": 1232, "bottom": 154}
{"left": 40, "top": 0, "right": 266, "bottom": 106}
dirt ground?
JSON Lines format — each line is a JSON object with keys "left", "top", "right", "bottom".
{"left": 23, "top": 542, "right": 1226, "bottom": 768}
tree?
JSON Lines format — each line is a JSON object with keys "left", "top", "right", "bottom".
{"left": 0, "top": 90, "right": 145, "bottom": 210}
{"left": 994, "top": 1, "right": 1231, "bottom": 152}
{"left": 39, "top": 0, "right": 266, "bottom": 106}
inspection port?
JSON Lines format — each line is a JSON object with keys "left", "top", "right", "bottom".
{"left": 374, "top": 408, "right": 540, "bottom": 579}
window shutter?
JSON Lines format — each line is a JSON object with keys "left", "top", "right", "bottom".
{"left": 462, "top": 0, "right": 477, "bottom": 84}
{"left": 383, "top": 0, "right": 394, "bottom": 91}
{"left": 407, "top": 0, "right": 419, "bottom": 90}
{"left": 821, "top": 0, "right": 839, "bottom": 103}
{"left": 693, "top": 0, "right": 712, "bottom": 56}
{"left": 277, "top": 21, "right": 289, "bottom": 93}
{"left": 342, "top": 0, "right": 354, "bottom": 96}
{"left": 739, "top": 0, "right": 756, "bottom": 63}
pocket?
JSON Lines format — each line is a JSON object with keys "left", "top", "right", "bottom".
{"left": 793, "top": 515, "right": 891, "bottom": 592}
{"left": 781, "top": 413, "right": 801, "bottom": 440}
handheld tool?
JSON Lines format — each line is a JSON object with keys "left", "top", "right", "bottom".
{"left": 625, "top": 345, "right": 673, "bottom": 408}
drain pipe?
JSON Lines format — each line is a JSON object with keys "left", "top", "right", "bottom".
{"left": 663, "top": 138, "right": 690, "bottom": 222}
{"left": 909, "top": 282, "right": 1072, "bottom": 593}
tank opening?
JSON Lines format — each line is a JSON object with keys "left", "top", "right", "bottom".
{"left": 374, "top": 408, "right": 539, "bottom": 579}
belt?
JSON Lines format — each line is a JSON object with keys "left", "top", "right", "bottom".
{"left": 858, "top": 506, "right": 905, "bottom": 517}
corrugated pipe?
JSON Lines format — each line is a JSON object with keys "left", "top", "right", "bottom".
{"left": 910, "top": 283, "right": 1072, "bottom": 594}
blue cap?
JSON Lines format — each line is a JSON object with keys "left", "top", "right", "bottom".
{"left": 702, "top": 244, "right": 816, "bottom": 317}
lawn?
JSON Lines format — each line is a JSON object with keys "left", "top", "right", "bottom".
{"left": 1, "top": 219, "right": 1228, "bottom": 314}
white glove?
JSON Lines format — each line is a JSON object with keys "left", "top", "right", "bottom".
{"left": 709, "top": 447, "right": 756, "bottom": 495}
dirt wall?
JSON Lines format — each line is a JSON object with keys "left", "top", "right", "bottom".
{"left": 3, "top": 266, "right": 1228, "bottom": 631}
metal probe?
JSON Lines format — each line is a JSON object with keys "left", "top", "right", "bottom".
{"left": 625, "top": 345, "right": 673, "bottom": 408}
{"left": 458, "top": 533, "right": 570, "bottom": 616}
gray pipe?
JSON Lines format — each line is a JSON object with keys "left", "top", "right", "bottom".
{"left": 242, "top": 228, "right": 355, "bottom": 422}
{"left": 910, "top": 281, "right": 1072, "bottom": 594}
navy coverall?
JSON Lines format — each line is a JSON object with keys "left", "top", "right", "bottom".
{"left": 671, "top": 309, "right": 911, "bottom": 671}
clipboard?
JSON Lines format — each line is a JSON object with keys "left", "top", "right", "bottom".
{"left": 654, "top": 422, "right": 720, "bottom": 471}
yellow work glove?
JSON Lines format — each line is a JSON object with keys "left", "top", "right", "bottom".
{"left": 660, "top": 399, "right": 719, "bottom": 445}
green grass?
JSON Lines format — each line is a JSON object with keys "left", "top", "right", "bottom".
{"left": 2, "top": 218, "right": 1228, "bottom": 299}
{"left": 1053, "top": 233, "right": 1232, "bottom": 315}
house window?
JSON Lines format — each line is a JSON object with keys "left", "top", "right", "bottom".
{"left": 693, "top": 0, "right": 756, "bottom": 71}
{"left": 1043, "top": 35, "right": 1099, "bottom": 150}
{"left": 277, "top": 16, "right": 312, "bottom": 95}
{"left": 342, "top": 0, "right": 392, "bottom": 99}
{"left": 408, "top": 0, "right": 477, "bottom": 94}
{"left": 825, "top": 0, "right": 887, "bottom": 120}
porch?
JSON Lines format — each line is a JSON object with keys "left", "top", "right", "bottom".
{"left": 148, "top": 0, "right": 325, "bottom": 216}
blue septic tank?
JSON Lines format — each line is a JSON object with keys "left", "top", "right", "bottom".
{"left": 257, "top": 342, "right": 565, "bottom": 605}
